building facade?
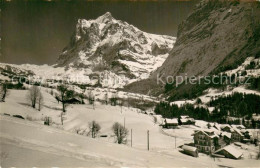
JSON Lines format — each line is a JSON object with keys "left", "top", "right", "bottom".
{"left": 194, "top": 130, "right": 219, "bottom": 154}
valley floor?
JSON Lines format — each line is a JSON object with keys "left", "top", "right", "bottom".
{"left": 0, "top": 89, "right": 259, "bottom": 167}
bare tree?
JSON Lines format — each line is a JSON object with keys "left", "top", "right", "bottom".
{"left": 55, "top": 94, "right": 60, "bottom": 104}
{"left": 27, "top": 85, "right": 41, "bottom": 108}
{"left": 112, "top": 122, "right": 128, "bottom": 144}
{"left": 0, "top": 82, "right": 9, "bottom": 102}
{"left": 79, "top": 88, "right": 86, "bottom": 104}
{"left": 37, "top": 91, "right": 44, "bottom": 111}
{"left": 50, "top": 89, "right": 54, "bottom": 96}
{"left": 88, "top": 120, "right": 101, "bottom": 138}
{"left": 57, "top": 84, "right": 74, "bottom": 112}
{"left": 104, "top": 92, "right": 108, "bottom": 105}
{"left": 92, "top": 94, "right": 95, "bottom": 109}
{"left": 87, "top": 90, "right": 95, "bottom": 109}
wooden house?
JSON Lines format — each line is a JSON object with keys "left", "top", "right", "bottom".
{"left": 214, "top": 145, "right": 243, "bottom": 159}
{"left": 231, "top": 128, "right": 244, "bottom": 142}
{"left": 164, "top": 118, "right": 178, "bottom": 129}
{"left": 193, "top": 129, "right": 219, "bottom": 154}
{"left": 182, "top": 145, "right": 199, "bottom": 157}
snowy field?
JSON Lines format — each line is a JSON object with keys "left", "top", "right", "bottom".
{"left": 1, "top": 89, "right": 260, "bottom": 167}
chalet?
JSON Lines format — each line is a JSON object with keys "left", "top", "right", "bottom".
{"left": 222, "top": 132, "right": 232, "bottom": 144}
{"left": 179, "top": 116, "right": 195, "bottom": 125}
{"left": 193, "top": 129, "right": 219, "bottom": 154}
{"left": 213, "top": 123, "right": 221, "bottom": 131}
{"left": 217, "top": 137, "right": 227, "bottom": 150}
{"left": 180, "top": 115, "right": 189, "bottom": 119}
{"left": 214, "top": 145, "right": 243, "bottom": 159}
{"left": 220, "top": 124, "right": 233, "bottom": 133}
{"left": 231, "top": 124, "right": 246, "bottom": 130}
{"left": 240, "top": 129, "right": 252, "bottom": 140}
{"left": 182, "top": 145, "right": 198, "bottom": 157}
{"left": 231, "top": 128, "right": 244, "bottom": 142}
{"left": 164, "top": 118, "right": 178, "bottom": 129}
{"left": 65, "top": 97, "right": 82, "bottom": 104}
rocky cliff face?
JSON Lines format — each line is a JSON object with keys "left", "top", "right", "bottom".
{"left": 56, "top": 12, "right": 176, "bottom": 86}
{"left": 156, "top": 0, "right": 260, "bottom": 79}
{"left": 125, "top": 0, "right": 260, "bottom": 95}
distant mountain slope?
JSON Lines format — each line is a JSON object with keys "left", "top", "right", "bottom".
{"left": 125, "top": 0, "right": 260, "bottom": 95}
{"left": 156, "top": 0, "right": 260, "bottom": 78}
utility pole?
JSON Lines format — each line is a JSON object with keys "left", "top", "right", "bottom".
{"left": 61, "top": 112, "right": 63, "bottom": 125}
{"left": 124, "top": 117, "right": 125, "bottom": 129}
{"left": 147, "top": 130, "right": 149, "bottom": 151}
{"left": 93, "top": 97, "right": 95, "bottom": 110}
{"left": 131, "top": 129, "right": 132, "bottom": 147}
{"left": 175, "top": 136, "right": 176, "bottom": 149}
{"left": 127, "top": 96, "right": 129, "bottom": 108}
{"left": 258, "top": 131, "right": 260, "bottom": 158}
{"left": 92, "top": 122, "right": 94, "bottom": 138}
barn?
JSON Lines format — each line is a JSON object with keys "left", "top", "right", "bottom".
{"left": 182, "top": 145, "right": 199, "bottom": 157}
{"left": 214, "top": 145, "right": 243, "bottom": 159}
{"left": 164, "top": 118, "right": 178, "bottom": 129}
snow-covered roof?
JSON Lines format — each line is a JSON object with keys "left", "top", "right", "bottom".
{"left": 209, "top": 134, "right": 219, "bottom": 138}
{"left": 232, "top": 128, "right": 244, "bottom": 137}
{"left": 213, "top": 123, "right": 221, "bottom": 130}
{"left": 182, "top": 145, "right": 197, "bottom": 152}
{"left": 194, "top": 129, "right": 219, "bottom": 139}
{"left": 165, "top": 118, "right": 178, "bottom": 124}
{"left": 220, "top": 124, "right": 232, "bottom": 130}
{"left": 231, "top": 124, "right": 245, "bottom": 129}
{"left": 240, "top": 129, "right": 249, "bottom": 134}
{"left": 208, "top": 107, "right": 215, "bottom": 113}
{"left": 215, "top": 145, "right": 243, "bottom": 159}
{"left": 180, "top": 117, "right": 194, "bottom": 123}
{"left": 180, "top": 115, "right": 189, "bottom": 119}
{"left": 222, "top": 132, "right": 232, "bottom": 139}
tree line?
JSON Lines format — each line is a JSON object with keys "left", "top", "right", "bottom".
{"left": 155, "top": 92, "right": 260, "bottom": 126}
{"left": 154, "top": 102, "right": 210, "bottom": 121}
{"left": 209, "top": 92, "right": 260, "bottom": 118}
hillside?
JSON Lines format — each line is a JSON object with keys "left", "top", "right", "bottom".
{"left": 124, "top": 0, "right": 260, "bottom": 95}
{"left": 1, "top": 89, "right": 260, "bottom": 167}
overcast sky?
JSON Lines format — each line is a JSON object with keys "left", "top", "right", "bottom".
{"left": 1, "top": 0, "right": 199, "bottom": 65}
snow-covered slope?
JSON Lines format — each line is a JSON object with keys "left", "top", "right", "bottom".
{"left": 168, "top": 57, "right": 260, "bottom": 110}
{"left": 1, "top": 89, "right": 260, "bottom": 167}
{"left": 223, "top": 57, "right": 260, "bottom": 78}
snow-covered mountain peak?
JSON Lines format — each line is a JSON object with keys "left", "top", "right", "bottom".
{"left": 1, "top": 13, "right": 176, "bottom": 88}
{"left": 52, "top": 12, "right": 176, "bottom": 87}
{"left": 96, "top": 12, "right": 114, "bottom": 23}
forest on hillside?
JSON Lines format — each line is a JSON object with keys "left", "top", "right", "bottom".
{"left": 155, "top": 92, "right": 260, "bottom": 127}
